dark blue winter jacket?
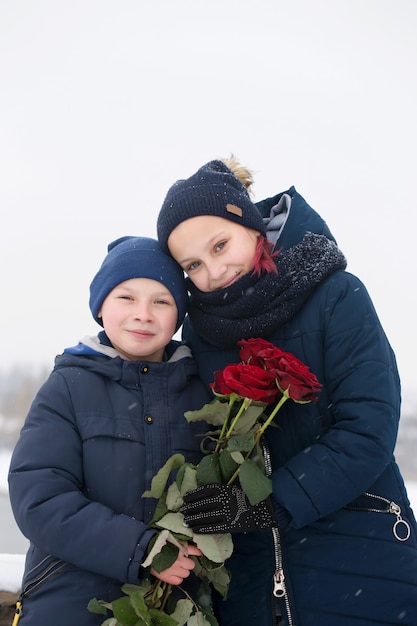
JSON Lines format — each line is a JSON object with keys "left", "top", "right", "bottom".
{"left": 8, "top": 337, "right": 211, "bottom": 625}
{"left": 182, "top": 188, "right": 417, "bottom": 625}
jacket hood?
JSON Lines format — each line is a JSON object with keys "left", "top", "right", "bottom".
{"left": 256, "top": 186, "right": 337, "bottom": 252}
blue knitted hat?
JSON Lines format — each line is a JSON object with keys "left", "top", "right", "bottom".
{"left": 89, "top": 236, "right": 187, "bottom": 330}
{"left": 157, "top": 159, "right": 266, "bottom": 253}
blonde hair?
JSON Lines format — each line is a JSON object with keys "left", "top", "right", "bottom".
{"left": 221, "top": 154, "right": 255, "bottom": 196}
{"left": 221, "top": 155, "right": 278, "bottom": 276}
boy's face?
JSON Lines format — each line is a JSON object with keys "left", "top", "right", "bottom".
{"left": 167, "top": 215, "right": 259, "bottom": 292}
{"left": 99, "top": 278, "right": 178, "bottom": 362}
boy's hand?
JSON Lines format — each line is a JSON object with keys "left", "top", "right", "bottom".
{"left": 150, "top": 544, "right": 202, "bottom": 585}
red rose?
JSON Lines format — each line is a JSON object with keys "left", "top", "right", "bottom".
{"left": 238, "top": 338, "right": 273, "bottom": 367}
{"left": 238, "top": 338, "right": 321, "bottom": 403}
{"left": 260, "top": 350, "right": 321, "bottom": 402}
{"left": 211, "top": 363, "right": 282, "bottom": 403}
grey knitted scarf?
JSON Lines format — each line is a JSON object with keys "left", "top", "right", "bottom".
{"left": 186, "top": 232, "right": 347, "bottom": 348}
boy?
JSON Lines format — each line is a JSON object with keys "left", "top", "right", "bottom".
{"left": 8, "top": 236, "right": 210, "bottom": 625}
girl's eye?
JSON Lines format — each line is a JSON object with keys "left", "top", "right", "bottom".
{"left": 214, "top": 241, "right": 226, "bottom": 252}
{"left": 119, "top": 295, "right": 133, "bottom": 301}
{"left": 187, "top": 260, "right": 200, "bottom": 272}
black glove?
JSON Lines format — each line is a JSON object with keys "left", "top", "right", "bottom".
{"left": 180, "top": 484, "right": 278, "bottom": 534}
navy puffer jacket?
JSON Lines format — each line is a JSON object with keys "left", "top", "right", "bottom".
{"left": 183, "top": 188, "right": 417, "bottom": 625}
{"left": 8, "top": 339, "right": 211, "bottom": 625}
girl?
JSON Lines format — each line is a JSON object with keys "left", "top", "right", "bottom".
{"left": 157, "top": 159, "right": 417, "bottom": 626}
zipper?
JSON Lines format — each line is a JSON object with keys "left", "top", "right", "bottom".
{"left": 12, "top": 556, "right": 67, "bottom": 625}
{"left": 262, "top": 440, "right": 294, "bottom": 626}
{"left": 11, "top": 602, "right": 22, "bottom": 626}
{"left": 344, "top": 491, "right": 411, "bottom": 542}
{"left": 272, "top": 526, "right": 293, "bottom": 625}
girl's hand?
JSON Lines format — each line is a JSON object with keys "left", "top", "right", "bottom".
{"left": 150, "top": 544, "right": 202, "bottom": 585}
{"left": 181, "top": 483, "right": 278, "bottom": 533}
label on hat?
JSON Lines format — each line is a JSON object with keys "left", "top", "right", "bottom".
{"left": 226, "top": 204, "right": 243, "bottom": 217}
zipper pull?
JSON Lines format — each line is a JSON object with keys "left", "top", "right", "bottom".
{"left": 273, "top": 569, "right": 286, "bottom": 598}
{"left": 389, "top": 501, "right": 411, "bottom": 542}
{"left": 12, "top": 600, "right": 23, "bottom": 626}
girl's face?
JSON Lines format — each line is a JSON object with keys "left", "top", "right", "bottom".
{"left": 168, "top": 215, "right": 259, "bottom": 292}
{"left": 99, "top": 278, "right": 178, "bottom": 362}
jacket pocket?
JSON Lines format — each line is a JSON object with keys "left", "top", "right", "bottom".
{"left": 21, "top": 555, "right": 67, "bottom": 600}
{"left": 344, "top": 491, "right": 411, "bottom": 542}
{"left": 13, "top": 555, "right": 67, "bottom": 625}
{"left": 77, "top": 413, "right": 144, "bottom": 443}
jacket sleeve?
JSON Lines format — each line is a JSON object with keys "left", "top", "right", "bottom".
{"left": 272, "top": 272, "right": 402, "bottom": 528}
{"left": 8, "top": 372, "right": 155, "bottom": 583}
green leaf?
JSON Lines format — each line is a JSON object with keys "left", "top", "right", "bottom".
{"left": 196, "top": 453, "right": 222, "bottom": 486}
{"left": 193, "top": 561, "right": 231, "bottom": 599}
{"left": 148, "top": 495, "right": 169, "bottom": 526}
{"left": 112, "top": 596, "right": 145, "bottom": 626}
{"left": 187, "top": 612, "right": 213, "bottom": 626}
{"left": 204, "top": 612, "right": 219, "bottom": 626}
{"left": 238, "top": 458, "right": 273, "bottom": 505}
{"left": 142, "top": 529, "right": 189, "bottom": 568}
{"left": 175, "top": 462, "right": 197, "bottom": 491}
{"left": 151, "top": 542, "right": 179, "bottom": 574}
{"left": 154, "top": 512, "right": 194, "bottom": 537}
{"left": 142, "top": 454, "right": 185, "bottom": 498}
{"left": 226, "top": 431, "right": 255, "bottom": 453}
{"left": 121, "top": 583, "right": 151, "bottom": 597}
{"left": 185, "top": 399, "right": 230, "bottom": 427}
{"left": 169, "top": 598, "right": 194, "bottom": 625}
{"left": 200, "top": 612, "right": 219, "bottom": 626}
{"left": 218, "top": 449, "right": 239, "bottom": 483}
{"left": 129, "top": 591, "right": 149, "bottom": 615}
{"left": 229, "top": 451, "right": 244, "bottom": 464}
{"left": 250, "top": 440, "right": 266, "bottom": 472}
{"left": 193, "top": 532, "right": 233, "bottom": 563}
{"left": 206, "top": 564, "right": 231, "bottom": 599}
{"left": 87, "top": 597, "right": 109, "bottom": 615}
{"left": 148, "top": 608, "right": 179, "bottom": 626}
{"left": 230, "top": 404, "right": 265, "bottom": 435}
{"left": 178, "top": 465, "right": 198, "bottom": 496}
{"left": 165, "top": 481, "right": 183, "bottom": 511}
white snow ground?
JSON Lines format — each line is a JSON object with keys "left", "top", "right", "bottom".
{"left": 0, "top": 554, "right": 25, "bottom": 593}
{"left": 1, "top": 449, "right": 417, "bottom": 593}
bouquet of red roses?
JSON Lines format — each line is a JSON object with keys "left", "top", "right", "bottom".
{"left": 181, "top": 338, "right": 322, "bottom": 517}
{"left": 89, "top": 338, "right": 321, "bottom": 626}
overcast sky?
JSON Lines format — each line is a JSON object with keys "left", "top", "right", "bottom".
{"left": 1, "top": 0, "right": 416, "bottom": 395}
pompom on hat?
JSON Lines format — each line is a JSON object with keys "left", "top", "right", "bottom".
{"left": 157, "top": 159, "right": 266, "bottom": 253}
{"left": 89, "top": 236, "right": 187, "bottom": 331}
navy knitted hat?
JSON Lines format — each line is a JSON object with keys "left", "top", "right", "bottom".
{"left": 157, "top": 159, "right": 266, "bottom": 253}
{"left": 89, "top": 236, "right": 187, "bottom": 331}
